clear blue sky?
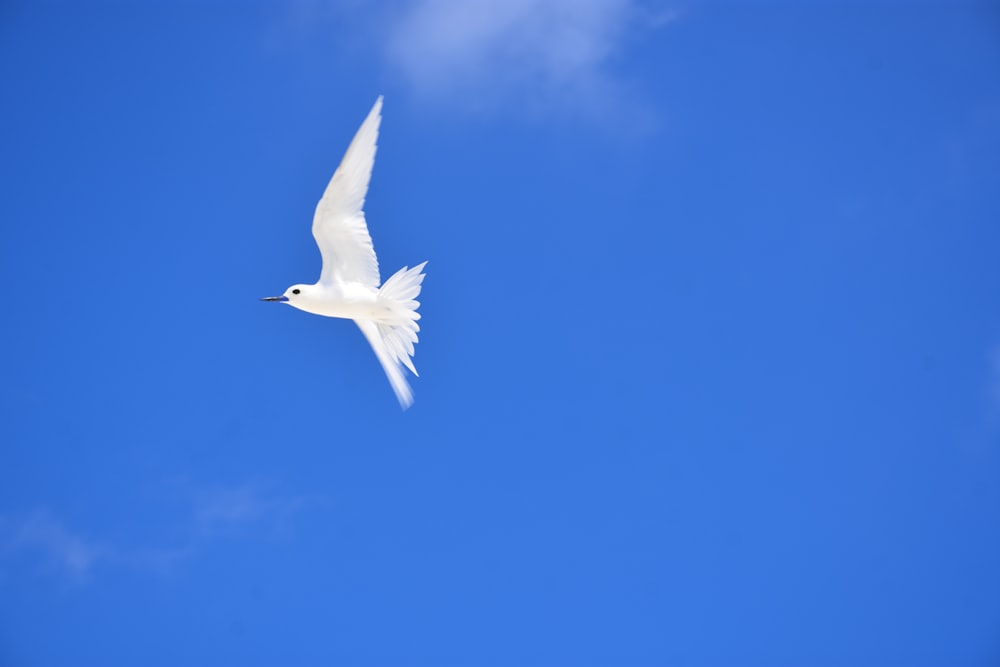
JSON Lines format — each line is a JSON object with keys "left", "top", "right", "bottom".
{"left": 2, "top": 1, "right": 999, "bottom": 665}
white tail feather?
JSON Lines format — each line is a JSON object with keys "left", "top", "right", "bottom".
{"left": 356, "top": 261, "right": 427, "bottom": 408}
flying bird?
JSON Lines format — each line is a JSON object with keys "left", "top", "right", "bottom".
{"left": 262, "top": 97, "right": 427, "bottom": 408}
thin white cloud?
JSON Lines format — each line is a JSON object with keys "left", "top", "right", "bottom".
{"left": 0, "top": 484, "right": 322, "bottom": 582}
{"left": 0, "top": 509, "right": 109, "bottom": 579}
{"left": 193, "top": 483, "right": 317, "bottom": 537}
{"left": 383, "top": 0, "right": 667, "bottom": 118}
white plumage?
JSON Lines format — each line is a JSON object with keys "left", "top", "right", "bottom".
{"left": 262, "top": 97, "right": 427, "bottom": 409}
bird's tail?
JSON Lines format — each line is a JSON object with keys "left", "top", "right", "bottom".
{"left": 356, "top": 261, "right": 427, "bottom": 409}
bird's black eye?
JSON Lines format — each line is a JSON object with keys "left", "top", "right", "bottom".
{"left": 292, "top": 289, "right": 300, "bottom": 295}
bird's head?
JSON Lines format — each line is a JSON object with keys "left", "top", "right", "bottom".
{"left": 260, "top": 284, "right": 311, "bottom": 305}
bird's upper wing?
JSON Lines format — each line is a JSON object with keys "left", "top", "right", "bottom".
{"left": 312, "top": 96, "right": 383, "bottom": 288}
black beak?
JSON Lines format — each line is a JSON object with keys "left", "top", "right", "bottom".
{"left": 260, "top": 296, "right": 289, "bottom": 302}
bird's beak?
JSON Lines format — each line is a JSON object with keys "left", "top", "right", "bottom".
{"left": 260, "top": 296, "right": 289, "bottom": 302}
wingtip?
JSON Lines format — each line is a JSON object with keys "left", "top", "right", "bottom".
{"left": 365, "top": 96, "right": 383, "bottom": 126}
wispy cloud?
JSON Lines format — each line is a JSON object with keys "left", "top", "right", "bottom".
{"left": 193, "top": 483, "right": 318, "bottom": 537}
{"left": 0, "top": 509, "right": 109, "bottom": 579}
{"left": 382, "top": 0, "right": 669, "bottom": 119}
{"left": 0, "top": 483, "right": 322, "bottom": 582}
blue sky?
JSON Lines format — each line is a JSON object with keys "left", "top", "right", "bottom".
{"left": 2, "top": 1, "right": 999, "bottom": 665}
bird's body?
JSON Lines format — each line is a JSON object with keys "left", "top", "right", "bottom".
{"left": 262, "top": 96, "right": 427, "bottom": 408}
{"left": 286, "top": 281, "right": 384, "bottom": 320}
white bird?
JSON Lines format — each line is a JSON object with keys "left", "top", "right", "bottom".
{"left": 262, "top": 96, "right": 427, "bottom": 409}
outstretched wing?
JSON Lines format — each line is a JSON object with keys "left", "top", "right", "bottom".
{"left": 312, "top": 96, "right": 383, "bottom": 288}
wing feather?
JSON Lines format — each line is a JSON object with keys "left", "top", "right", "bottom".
{"left": 312, "top": 96, "right": 383, "bottom": 288}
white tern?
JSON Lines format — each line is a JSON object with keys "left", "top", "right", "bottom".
{"left": 262, "top": 96, "right": 427, "bottom": 409}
